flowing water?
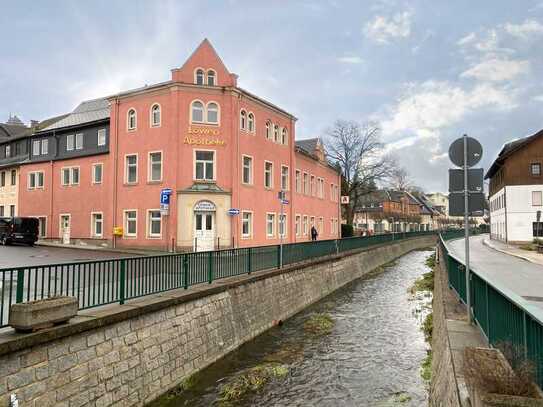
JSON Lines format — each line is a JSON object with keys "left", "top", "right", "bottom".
{"left": 150, "top": 249, "right": 434, "bottom": 407}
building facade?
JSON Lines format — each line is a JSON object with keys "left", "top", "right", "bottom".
{"left": 18, "top": 40, "right": 340, "bottom": 251}
{"left": 486, "top": 130, "right": 543, "bottom": 243}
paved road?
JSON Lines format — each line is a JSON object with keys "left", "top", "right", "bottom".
{"left": 447, "top": 234, "right": 543, "bottom": 314}
{"left": 0, "top": 244, "right": 127, "bottom": 269}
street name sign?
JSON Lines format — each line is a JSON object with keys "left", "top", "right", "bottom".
{"left": 227, "top": 208, "right": 240, "bottom": 216}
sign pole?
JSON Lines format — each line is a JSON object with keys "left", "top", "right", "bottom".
{"left": 463, "top": 134, "right": 472, "bottom": 324}
{"left": 280, "top": 196, "right": 284, "bottom": 268}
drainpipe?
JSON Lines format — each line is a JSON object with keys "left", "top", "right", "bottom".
{"left": 112, "top": 98, "right": 120, "bottom": 249}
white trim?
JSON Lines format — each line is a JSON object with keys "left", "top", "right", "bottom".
{"left": 247, "top": 112, "right": 255, "bottom": 134}
{"left": 193, "top": 149, "right": 216, "bottom": 181}
{"left": 97, "top": 128, "right": 107, "bottom": 146}
{"left": 295, "top": 214, "right": 301, "bottom": 237}
{"left": 59, "top": 213, "right": 71, "bottom": 238}
{"left": 37, "top": 216, "right": 47, "bottom": 238}
{"left": 123, "top": 209, "right": 138, "bottom": 238}
{"left": 92, "top": 163, "right": 103, "bottom": 184}
{"left": 146, "top": 209, "right": 162, "bottom": 239}
{"left": 206, "top": 69, "right": 217, "bottom": 86}
{"left": 194, "top": 67, "right": 205, "bottom": 85}
{"left": 149, "top": 103, "right": 161, "bottom": 127}
{"left": 190, "top": 99, "right": 205, "bottom": 124}
{"left": 60, "top": 166, "right": 80, "bottom": 187}
{"left": 264, "top": 160, "right": 274, "bottom": 189}
{"left": 124, "top": 153, "right": 138, "bottom": 184}
{"left": 241, "top": 210, "right": 253, "bottom": 239}
{"left": 241, "top": 154, "right": 253, "bottom": 185}
{"left": 90, "top": 211, "right": 104, "bottom": 238}
{"left": 295, "top": 169, "right": 301, "bottom": 193}
{"left": 147, "top": 151, "right": 163, "bottom": 183}
{"left": 205, "top": 101, "right": 220, "bottom": 125}
{"left": 27, "top": 171, "right": 45, "bottom": 190}
{"left": 127, "top": 108, "right": 137, "bottom": 131}
{"left": 281, "top": 164, "right": 289, "bottom": 191}
{"left": 240, "top": 109, "right": 247, "bottom": 131}
{"left": 278, "top": 213, "right": 287, "bottom": 238}
{"left": 266, "top": 212, "right": 276, "bottom": 238}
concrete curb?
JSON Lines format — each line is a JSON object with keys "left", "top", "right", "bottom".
{"left": 37, "top": 241, "right": 154, "bottom": 256}
{"left": 482, "top": 238, "right": 534, "bottom": 263}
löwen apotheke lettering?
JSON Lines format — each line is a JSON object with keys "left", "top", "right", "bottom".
{"left": 185, "top": 126, "right": 225, "bottom": 146}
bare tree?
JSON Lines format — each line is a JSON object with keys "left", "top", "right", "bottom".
{"left": 325, "top": 120, "right": 396, "bottom": 225}
{"left": 388, "top": 167, "right": 412, "bottom": 191}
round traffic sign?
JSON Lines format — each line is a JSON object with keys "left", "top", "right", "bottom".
{"left": 448, "top": 135, "right": 483, "bottom": 168}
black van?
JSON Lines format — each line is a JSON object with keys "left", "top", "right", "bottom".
{"left": 0, "top": 217, "right": 39, "bottom": 246}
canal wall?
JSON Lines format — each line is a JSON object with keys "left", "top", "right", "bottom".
{"left": 0, "top": 236, "right": 435, "bottom": 407}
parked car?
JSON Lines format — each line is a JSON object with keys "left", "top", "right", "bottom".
{"left": 0, "top": 217, "right": 39, "bottom": 246}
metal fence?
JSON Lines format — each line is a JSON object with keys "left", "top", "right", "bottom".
{"left": 440, "top": 233, "right": 543, "bottom": 388}
{"left": 0, "top": 230, "right": 437, "bottom": 328}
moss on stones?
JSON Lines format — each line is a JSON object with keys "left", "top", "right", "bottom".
{"left": 303, "top": 313, "right": 335, "bottom": 336}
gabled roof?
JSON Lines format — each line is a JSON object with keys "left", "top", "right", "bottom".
{"left": 179, "top": 38, "right": 231, "bottom": 75}
{"left": 295, "top": 138, "right": 320, "bottom": 155}
{"left": 485, "top": 129, "right": 543, "bottom": 179}
{"left": 40, "top": 98, "right": 110, "bottom": 132}
{"left": 0, "top": 123, "right": 29, "bottom": 141}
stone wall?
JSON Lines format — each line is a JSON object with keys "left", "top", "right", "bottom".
{"left": 0, "top": 236, "right": 435, "bottom": 407}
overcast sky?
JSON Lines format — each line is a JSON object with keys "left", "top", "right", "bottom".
{"left": 2, "top": 0, "right": 543, "bottom": 192}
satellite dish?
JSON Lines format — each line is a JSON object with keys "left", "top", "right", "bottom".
{"left": 448, "top": 135, "right": 483, "bottom": 168}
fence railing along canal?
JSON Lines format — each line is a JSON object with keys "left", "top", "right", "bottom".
{"left": 440, "top": 232, "right": 543, "bottom": 388}
{"left": 0, "top": 230, "right": 438, "bottom": 328}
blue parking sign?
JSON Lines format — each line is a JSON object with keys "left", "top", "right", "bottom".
{"left": 160, "top": 189, "right": 172, "bottom": 205}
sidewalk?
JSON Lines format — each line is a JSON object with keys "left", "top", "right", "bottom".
{"left": 482, "top": 237, "right": 543, "bottom": 266}
{"left": 37, "top": 240, "right": 160, "bottom": 257}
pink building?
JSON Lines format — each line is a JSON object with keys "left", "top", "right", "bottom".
{"left": 19, "top": 40, "right": 341, "bottom": 251}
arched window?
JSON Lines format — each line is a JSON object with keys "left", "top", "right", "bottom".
{"left": 265, "top": 121, "right": 271, "bottom": 140}
{"left": 191, "top": 101, "right": 204, "bottom": 123}
{"left": 207, "top": 70, "right": 216, "bottom": 86}
{"left": 207, "top": 102, "right": 219, "bottom": 124}
{"left": 240, "top": 110, "right": 247, "bottom": 130}
{"left": 195, "top": 69, "right": 205, "bottom": 85}
{"left": 150, "top": 104, "right": 161, "bottom": 127}
{"left": 281, "top": 128, "right": 288, "bottom": 145}
{"left": 127, "top": 109, "right": 137, "bottom": 130}
{"left": 274, "top": 124, "right": 279, "bottom": 143}
{"left": 248, "top": 113, "right": 255, "bottom": 132}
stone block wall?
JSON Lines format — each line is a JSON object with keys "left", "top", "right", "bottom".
{"left": 0, "top": 236, "right": 435, "bottom": 407}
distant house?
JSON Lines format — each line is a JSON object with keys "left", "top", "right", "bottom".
{"left": 485, "top": 129, "right": 543, "bottom": 243}
{"left": 353, "top": 189, "right": 435, "bottom": 234}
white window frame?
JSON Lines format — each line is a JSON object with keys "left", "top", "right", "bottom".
{"left": 147, "top": 209, "right": 162, "bottom": 238}
{"left": 91, "top": 212, "right": 104, "bottom": 238}
{"left": 61, "top": 167, "right": 80, "bottom": 186}
{"left": 194, "top": 68, "right": 205, "bottom": 85}
{"left": 279, "top": 214, "right": 287, "bottom": 238}
{"left": 533, "top": 191, "right": 542, "bottom": 206}
{"left": 281, "top": 128, "right": 288, "bottom": 145}
{"left": 32, "top": 140, "right": 40, "bottom": 156}
{"left": 92, "top": 163, "right": 103, "bottom": 184}
{"left": 97, "top": 129, "right": 106, "bottom": 146}
{"left": 28, "top": 171, "right": 44, "bottom": 189}
{"left": 310, "top": 175, "right": 316, "bottom": 196}
{"left": 125, "top": 154, "right": 138, "bottom": 184}
{"left": 241, "top": 210, "right": 253, "bottom": 239}
{"left": 295, "top": 214, "right": 301, "bottom": 237}
{"left": 240, "top": 109, "right": 247, "bottom": 130}
{"left": 295, "top": 170, "right": 301, "bottom": 193}
{"left": 37, "top": 216, "right": 47, "bottom": 238}
{"left": 59, "top": 213, "right": 71, "bottom": 236}
{"left": 242, "top": 154, "right": 253, "bottom": 185}
{"left": 150, "top": 103, "right": 161, "bottom": 127}
{"left": 264, "top": 161, "right": 274, "bottom": 189}
{"left": 281, "top": 165, "right": 289, "bottom": 191}
{"left": 206, "top": 101, "right": 220, "bottom": 125}
{"left": 194, "top": 149, "right": 216, "bottom": 181}
{"left": 5, "top": 145, "right": 10, "bottom": 158}
{"left": 41, "top": 139, "right": 48, "bottom": 155}
{"left": 75, "top": 133, "right": 83, "bottom": 150}
{"left": 303, "top": 215, "right": 308, "bottom": 236}
{"left": 190, "top": 100, "right": 205, "bottom": 124}
{"left": 303, "top": 173, "right": 309, "bottom": 195}
{"left": 127, "top": 108, "right": 137, "bottom": 131}
{"left": 123, "top": 210, "right": 137, "bottom": 238}
{"left": 265, "top": 121, "right": 271, "bottom": 140}
{"left": 148, "top": 151, "right": 163, "bottom": 183}
{"left": 66, "top": 134, "right": 75, "bottom": 151}
{"left": 273, "top": 124, "right": 279, "bottom": 143}
{"left": 266, "top": 212, "right": 276, "bottom": 238}
{"left": 207, "top": 69, "right": 217, "bottom": 86}
{"left": 248, "top": 112, "right": 255, "bottom": 133}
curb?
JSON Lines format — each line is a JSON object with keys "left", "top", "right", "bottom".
{"left": 482, "top": 238, "right": 535, "bottom": 264}
{"left": 36, "top": 241, "right": 154, "bottom": 256}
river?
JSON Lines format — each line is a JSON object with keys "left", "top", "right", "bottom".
{"left": 150, "top": 248, "right": 434, "bottom": 407}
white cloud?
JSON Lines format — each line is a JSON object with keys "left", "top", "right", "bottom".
{"left": 337, "top": 56, "right": 364, "bottom": 64}
{"left": 532, "top": 94, "right": 543, "bottom": 102}
{"left": 457, "top": 32, "right": 476, "bottom": 46}
{"left": 382, "top": 80, "right": 516, "bottom": 135}
{"left": 461, "top": 57, "right": 530, "bottom": 81}
{"left": 364, "top": 11, "right": 412, "bottom": 44}
{"left": 504, "top": 19, "right": 543, "bottom": 39}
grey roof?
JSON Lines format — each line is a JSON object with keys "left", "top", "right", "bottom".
{"left": 40, "top": 98, "right": 110, "bottom": 132}
{"left": 0, "top": 123, "right": 29, "bottom": 142}
{"left": 295, "top": 138, "right": 319, "bottom": 155}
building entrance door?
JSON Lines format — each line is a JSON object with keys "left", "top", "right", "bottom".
{"left": 194, "top": 212, "right": 215, "bottom": 251}
{"left": 60, "top": 215, "right": 71, "bottom": 244}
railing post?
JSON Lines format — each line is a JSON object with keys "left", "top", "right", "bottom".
{"left": 247, "top": 247, "right": 252, "bottom": 274}
{"left": 523, "top": 311, "right": 528, "bottom": 360}
{"left": 16, "top": 268, "right": 25, "bottom": 303}
{"left": 277, "top": 245, "right": 281, "bottom": 269}
{"left": 208, "top": 251, "right": 213, "bottom": 284}
{"left": 119, "top": 260, "right": 126, "bottom": 305}
{"left": 183, "top": 254, "right": 189, "bottom": 289}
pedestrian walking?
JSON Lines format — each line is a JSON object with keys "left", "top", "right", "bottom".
{"left": 311, "top": 225, "right": 318, "bottom": 241}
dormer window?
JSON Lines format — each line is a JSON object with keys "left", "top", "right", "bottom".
{"left": 195, "top": 69, "right": 205, "bottom": 85}
{"left": 150, "top": 104, "right": 161, "bottom": 127}
{"left": 248, "top": 113, "right": 255, "bottom": 132}
{"left": 240, "top": 110, "right": 247, "bottom": 130}
{"left": 207, "top": 70, "right": 216, "bottom": 86}
{"left": 127, "top": 109, "right": 137, "bottom": 131}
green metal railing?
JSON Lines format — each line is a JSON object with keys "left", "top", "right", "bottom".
{"left": 440, "top": 232, "right": 543, "bottom": 388}
{"left": 0, "top": 230, "right": 437, "bottom": 328}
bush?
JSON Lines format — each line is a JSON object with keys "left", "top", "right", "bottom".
{"left": 341, "top": 223, "right": 354, "bottom": 238}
